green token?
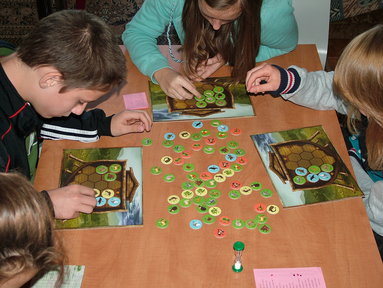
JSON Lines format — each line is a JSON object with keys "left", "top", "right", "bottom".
{"left": 227, "top": 141, "right": 239, "bottom": 149}
{"left": 245, "top": 219, "right": 258, "bottom": 229}
{"left": 109, "top": 164, "right": 121, "bottom": 173}
{"left": 200, "top": 129, "right": 211, "bottom": 137}
{"left": 196, "top": 101, "right": 207, "bottom": 108}
{"left": 202, "top": 214, "right": 215, "bottom": 224}
{"left": 194, "top": 179, "right": 205, "bottom": 188}
{"left": 255, "top": 214, "right": 268, "bottom": 224}
{"left": 229, "top": 190, "right": 241, "bottom": 199}
{"left": 210, "top": 120, "right": 221, "bottom": 127}
{"left": 209, "top": 189, "right": 221, "bottom": 198}
{"left": 231, "top": 163, "right": 243, "bottom": 172}
{"left": 163, "top": 173, "right": 175, "bottom": 182}
{"left": 163, "top": 140, "right": 174, "bottom": 148}
{"left": 232, "top": 219, "right": 245, "bottom": 229}
{"left": 96, "top": 165, "right": 108, "bottom": 174}
{"left": 234, "top": 148, "right": 245, "bottom": 156}
{"left": 203, "top": 146, "right": 215, "bottom": 154}
{"left": 195, "top": 187, "right": 208, "bottom": 196}
{"left": 197, "top": 204, "right": 209, "bottom": 213}
{"left": 187, "top": 172, "right": 199, "bottom": 181}
{"left": 204, "top": 90, "right": 214, "bottom": 97}
{"left": 168, "top": 205, "right": 180, "bottom": 214}
{"left": 183, "top": 163, "right": 195, "bottom": 172}
{"left": 195, "top": 94, "right": 205, "bottom": 101}
{"left": 321, "top": 163, "right": 334, "bottom": 172}
{"left": 293, "top": 176, "right": 306, "bottom": 185}
{"left": 250, "top": 181, "right": 262, "bottom": 190}
{"left": 173, "top": 144, "right": 185, "bottom": 153}
{"left": 181, "top": 181, "right": 194, "bottom": 190}
{"left": 219, "top": 146, "right": 230, "bottom": 154}
{"left": 259, "top": 224, "right": 272, "bottom": 234}
{"left": 205, "top": 197, "right": 217, "bottom": 207}
{"left": 104, "top": 173, "right": 117, "bottom": 182}
{"left": 215, "top": 92, "right": 225, "bottom": 99}
{"left": 213, "top": 86, "right": 224, "bottom": 93}
{"left": 191, "top": 133, "right": 202, "bottom": 141}
{"left": 217, "top": 132, "right": 228, "bottom": 139}
{"left": 205, "top": 96, "right": 215, "bottom": 103}
{"left": 308, "top": 165, "right": 321, "bottom": 174}
{"left": 261, "top": 189, "right": 273, "bottom": 198}
{"left": 179, "top": 198, "right": 192, "bottom": 208}
{"left": 205, "top": 179, "right": 217, "bottom": 188}
{"left": 150, "top": 166, "right": 162, "bottom": 175}
{"left": 142, "top": 138, "right": 153, "bottom": 146}
{"left": 193, "top": 196, "right": 205, "bottom": 205}
{"left": 181, "top": 190, "right": 194, "bottom": 199}
{"left": 215, "top": 99, "right": 227, "bottom": 106}
{"left": 156, "top": 218, "right": 169, "bottom": 229}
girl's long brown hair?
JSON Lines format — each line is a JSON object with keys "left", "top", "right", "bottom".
{"left": 182, "top": 0, "right": 262, "bottom": 83}
{"left": 333, "top": 24, "right": 383, "bottom": 170}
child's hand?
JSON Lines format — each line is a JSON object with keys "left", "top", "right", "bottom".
{"left": 154, "top": 68, "right": 201, "bottom": 100}
{"left": 47, "top": 185, "right": 97, "bottom": 219}
{"left": 246, "top": 63, "right": 281, "bottom": 94}
{"left": 191, "top": 54, "right": 225, "bottom": 81}
{"left": 110, "top": 109, "right": 152, "bottom": 137}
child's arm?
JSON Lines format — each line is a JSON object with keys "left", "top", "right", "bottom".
{"left": 110, "top": 109, "right": 152, "bottom": 137}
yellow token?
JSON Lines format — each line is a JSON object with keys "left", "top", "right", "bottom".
{"left": 240, "top": 186, "right": 252, "bottom": 195}
{"left": 167, "top": 195, "right": 180, "bottom": 204}
{"left": 209, "top": 206, "right": 222, "bottom": 216}
{"left": 195, "top": 187, "right": 208, "bottom": 196}
{"left": 222, "top": 169, "right": 235, "bottom": 177}
{"left": 161, "top": 156, "right": 173, "bottom": 165}
{"left": 102, "top": 189, "right": 114, "bottom": 199}
{"left": 181, "top": 190, "right": 194, "bottom": 199}
{"left": 214, "top": 174, "right": 226, "bottom": 183}
{"left": 93, "top": 188, "right": 100, "bottom": 197}
{"left": 179, "top": 131, "right": 191, "bottom": 139}
{"left": 267, "top": 204, "right": 279, "bottom": 214}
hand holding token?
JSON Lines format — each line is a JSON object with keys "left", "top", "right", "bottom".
{"left": 246, "top": 63, "right": 281, "bottom": 94}
{"left": 110, "top": 109, "right": 152, "bottom": 136}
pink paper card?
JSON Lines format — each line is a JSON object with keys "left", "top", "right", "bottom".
{"left": 253, "top": 267, "right": 326, "bottom": 288}
{"left": 123, "top": 92, "right": 149, "bottom": 110}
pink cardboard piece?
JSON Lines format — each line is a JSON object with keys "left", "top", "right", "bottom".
{"left": 123, "top": 92, "right": 149, "bottom": 110}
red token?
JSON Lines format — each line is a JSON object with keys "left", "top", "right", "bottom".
{"left": 236, "top": 156, "right": 248, "bottom": 165}
{"left": 219, "top": 161, "right": 230, "bottom": 169}
{"left": 173, "top": 157, "right": 185, "bottom": 165}
{"left": 254, "top": 203, "right": 267, "bottom": 213}
{"left": 191, "top": 143, "right": 203, "bottom": 151}
{"left": 219, "top": 216, "right": 232, "bottom": 226}
{"left": 181, "top": 150, "right": 192, "bottom": 159}
{"left": 205, "top": 137, "right": 217, "bottom": 145}
{"left": 214, "top": 227, "right": 227, "bottom": 238}
{"left": 200, "top": 172, "right": 213, "bottom": 180}
{"left": 230, "top": 181, "right": 242, "bottom": 190}
{"left": 231, "top": 128, "right": 242, "bottom": 136}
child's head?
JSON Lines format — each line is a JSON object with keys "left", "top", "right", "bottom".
{"left": 0, "top": 172, "right": 65, "bottom": 287}
{"left": 17, "top": 10, "right": 127, "bottom": 94}
{"left": 333, "top": 24, "right": 383, "bottom": 169}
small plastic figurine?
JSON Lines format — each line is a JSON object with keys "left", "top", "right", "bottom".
{"left": 232, "top": 241, "right": 245, "bottom": 272}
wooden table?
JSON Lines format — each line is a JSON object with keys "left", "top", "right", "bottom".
{"left": 34, "top": 45, "right": 383, "bottom": 287}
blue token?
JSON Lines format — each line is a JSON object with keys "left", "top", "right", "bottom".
{"left": 164, "top": 133, "right": 176, "bottom": 140}
{"left": 307, "top": 173, "right": 319, "bottom": 183}
{"left": 319, "top": 172, "right": 331, "bottom": 181}
{"left": 217, "top": 124, "right": 229, "bottom": 132}
{"left": 192, "top": 121, "right": 204, "bottom": 128}
{"left": 208, "top": 165, "right": 220, "bottom": 173}
{"left": 96, "top": 197, "right": 106, "bottom": 206}
{"left": 190, "top": 219, "right": 203, "bottom": 229}
{"left": 295, "top": 167, "right": 308, "bottom": 176}
{"left": 225, "top": 153, "right": 237, "bottom": 162}
{"left": 108, "top": 197, "right": 121, "bottom": 207}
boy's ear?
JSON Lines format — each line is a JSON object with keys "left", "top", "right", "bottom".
{"left": 39, "top": 72, "right": 63, "bottom": 89}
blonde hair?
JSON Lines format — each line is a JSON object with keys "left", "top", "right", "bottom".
{"left": 333, "top": 24, "right": 383, "bottom": 170}
{"left": 0, "top": 172, "right": 65, "bottom": 286}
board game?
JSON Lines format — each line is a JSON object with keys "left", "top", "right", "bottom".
{"left": 58, "top": 147, "right": 143, "bottom": 229}
{"left": 251, "top": 126, "right": 364, "bottom": 208}
{"left": 149, "top": 77, "right": 255, "bottom": 122}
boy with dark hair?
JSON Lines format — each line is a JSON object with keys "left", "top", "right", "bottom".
{"left": 0, "top": 10, "right": 152, "bottom": 220}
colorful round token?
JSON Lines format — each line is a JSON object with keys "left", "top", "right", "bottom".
{"left": 190, "top": 219, "right": 203, "bottom": 230}
{"left": 200, "top": 172, "right": 212, "bottom": 180}
{"left": 203, "top": 146, "right": 215, "bottom": 154}
{"left": 179, "top": 198, "right": 192, "bottom": 208}
{"left": 230, "top": 128, "right": 242, "bottom": 136}
{"left": 214, "top": 228, "right": 227, "bottom": 238}
{"left": 255, "top": 214, "right": 268, "bottom": 224}
{"left": 173, "top": 157, "right": 185, "bottom": 166}
{"left": 236, "top": 156, "right": 248, "bottom": 165}
{"left": 168, "top": 205, "right": 180, "bottom": 214}
{"left": 142, "top": 138, "right": 153, "bottom": 146}
{"left": 205, "top": 96, "right": 215, "bottom": 103}
{"left": 102, "top": 189, "right": 114, "bottom": 199}
{"left": 293, "top": 176, "right": 306, "bottom": 185}
{"left": 183, "top": 163, "right": 195, "bottom": 172}
{"left": 321, "top": 164, "right": 334, "bottom": 172}
{"left": 216, "top": 99, "right": 226, "bottom": 106}
{"left": 245, "top": 219, "right": 258, "bottom": 229}
{"left": 219, "top": 216, "right": 232, "bottom": 226}
{"left": 234, "top": 148, "right": 245, "bottom": 156}
{"left": 205, "top": 179, "right": 217, "bottom": 188}
{"left": 167, "top": 195, "right": 180, "bottom": 204}
{"left": 295, "top": 167, "right": 308, "bottom": 176}
{"left": 230, "top": 181, "right": 242, "bottom": 190}
{"left": 229, "top": 190, "right": 241, "bottom": 199}
{"left": 193, "top": 196, "right": 205, "bottom": 205}
{"left": 181, "top": 150, "right": 192, "bottom": 158}
{"left": 156, "top": 218, "right": 169, "bottom": 229}
{"left": 108, "top": 197, "right": 121, "bottom": 207}
{"left": 163, "top": 140, "right": 174, "bottom": 148}
{"left": 173, "top": 145, "right": 185, "bottom": 153}
{"left": 195, "top": 187, "right": 208, "bottom": 196}
{"left": 109, "top": 164, "right": 121, "bottom": 173}
{"left": 193, "top": 179, "right": 205, "bottom": 188}
{"left": 260, "top": 189, "right": 273, "bottom": 198}
{"left": 240, "top": 186, "right": 252, "bottom": 195}
{"left": 163, "top": 173, "right": 175, "bottom": 183}
{"left": 104, "top": 173, "right": 117, "bottom": 182}
{"left": 254, "top": 203, "right": 267, "bottom": 213}
{"left": 196, "top": 101, "right": 207, "bottom": 108}
{"left": 202, "top": 214, "right": 215, "bottom": 224}
{"left": 192, "top": 121, "right": 203, "bottom": 128}
{"left": 150, "top": 166, "right": 162, "bottom": 175}
{"left": 267, "top": 205, "right": 279, "bottom": 215}
{"left": 96, "top": 197, "right": 106, "bottom": 206}
{"left": 219, "top": 146, "right": 230, "bottom": 154}
{"left": 319, "top": 172, "right": 331, "bottom": 181}
{"left": 227, "top": 141, "right": 239, "bottom": 149}
{"left": 208, "top": 165, "right": 220, "bottom": 174}
{"left": 222, "top": 169, "right": 235, "bottom": 177}
{"left": 209, "top": 189, "right": 221, "bottom": 198}
{"left": 259, "top": 224, "right": 272, "bottom": 234}
{"left": 213, "top": 86, "right": 224, "bottom": 93}
{"left": 96, "top": 165, "right": 108, "bottom": 174}
{"left": 191, "top": 143, "right": 203, "bottom": 151}
{"left": 217, "top": 132, "right": 228, "bottom": 139}
{"left": 218, "top": 125, "right": 229, "bottom": 132}
{"left": 181, "top": 190, "right": 194, "bottom": 199}
{"left": 225, "top": 153, "right": 237, "bottom": 162}
{"left": 231, "top": 163, "right": 243, "bottom": 172}
{"left": 232, "top": 219, "right": 245, "bottom": 229}
{"left": 179, "top": 131, "right": 191, "bottom": 139}
{"left": 197, "top": 204, "right": 209, "bottom": 213}
{"left": 200, "top": 129, "right": 211, "bottom": 137}
{"left": 210, "top": 120, "right": 221, "bottom": 127}
{"left": 308, "top": 165, "right": 321, "bottom": 174}
{"left": 214, "top": 174, "right": 226, "bottom": 183}
{"left": 181, "top": 181, "right": 194, "bottom": 190}
{"left": 204, "top": 90, "right": 214, "bottom": 97}
{"left": 209, "top": 206, "right": 222, "bottom": 216}
{"left": 187, "top": 172, "right": 199, "bottom": 181}
{"left": 205, "top": 197, "right": 217, "bottom": 207}
{"left": 161, "top": 156, "right": 173, "bottom": 165}
{"left": 195, "top": 94, "right": 205, "bottom": 101}
{"left": 250, "top": 181, "right": 262, "bottom": 190}
{"left": 164, "top": 133, "right": 175, "bottom": 140}
{"left": 93, "top": 188, "right": 100, "bottom": 197}
{"left": 191, "top": 133, "right": 202, "bottom": 141}
{"left": 219, "top": 161, "right": 230, "bottom": 169}
{"left": 205, "top": 137, "right": 217, "bottom": 145}
{"left": 215, "top": 93, "right": 225, "bottom": 100}
{"left": 307, "top": 173, "right": 319, "bottom": 183}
